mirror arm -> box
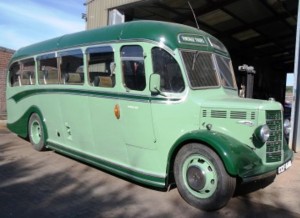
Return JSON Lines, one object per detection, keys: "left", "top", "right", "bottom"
{"left": 154, "top": 88, "right": 167, "bottom": 97}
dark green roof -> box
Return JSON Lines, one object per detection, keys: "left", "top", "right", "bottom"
{"left": 11, "top": 20, "right": 227, "bottom": 63}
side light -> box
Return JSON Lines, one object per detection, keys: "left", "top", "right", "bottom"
{"left": 254, "top": 124, "right": 270, "bottom": 143}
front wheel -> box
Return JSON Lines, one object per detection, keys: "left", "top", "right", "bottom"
{"left": 174, "top": 143, "right": 236, "bottom": 211}
{"left": 28, "top": 113, "right": 46, "bottom": 151}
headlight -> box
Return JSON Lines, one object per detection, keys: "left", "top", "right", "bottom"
{"left": 254, "top": 124, "right": 270, "bottom": 143}
{"left": 284, "top": 119, "right": 291, "bottom": 136}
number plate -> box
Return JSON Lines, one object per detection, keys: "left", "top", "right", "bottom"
{"left": 277, "top": 160, "right": 292, "bottom": 174}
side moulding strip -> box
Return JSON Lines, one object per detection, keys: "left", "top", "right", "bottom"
{"left": 47, "top": 141, "right": 166, "bottom": 189}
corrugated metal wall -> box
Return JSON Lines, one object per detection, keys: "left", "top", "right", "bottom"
{"left": 86, "top": 0, "right": 141, "bottom": 29}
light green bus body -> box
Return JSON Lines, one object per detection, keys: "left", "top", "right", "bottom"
{"left": 6, "top": 21, "right": 293, "bottom": 209}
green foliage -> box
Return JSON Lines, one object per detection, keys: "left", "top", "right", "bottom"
{"left": 286, "top": 86, "right": 293, "bottom": 93}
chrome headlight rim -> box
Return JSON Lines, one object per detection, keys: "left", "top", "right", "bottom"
{"left": 254, "top": 124, "right": 270, "bottom": 143}
{"left": 284, "top": 119, "right": 291, "bottom": 136}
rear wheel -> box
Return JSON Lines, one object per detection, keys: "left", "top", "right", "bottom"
{"left": 174, "top": 143, "right": 236, "bottom": 211}
{"left": 28, "top": 113, "right": 46, "bottom": 151}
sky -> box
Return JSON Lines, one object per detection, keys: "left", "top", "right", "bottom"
{"left": 0, "top": 0, "right": 86, "bottom": 50}
{"left": 0, "top": 1, "right": 296, "bottom": 86}
{"left": 286, "top": 73, "right": 294, "bottom": 86}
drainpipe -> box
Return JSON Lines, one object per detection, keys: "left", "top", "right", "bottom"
{"left": 289, "top": 1, "right": 300, "bottom": 152}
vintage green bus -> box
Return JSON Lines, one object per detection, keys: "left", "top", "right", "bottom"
{"left": 6, "top": 21, "right": 293, "bottom": 211}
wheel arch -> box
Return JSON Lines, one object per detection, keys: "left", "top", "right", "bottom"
{"left": 7, "top": 105, "right": 48, "bottom": 142}
{"left": 166, "top": 130, "right": 261, "bottom": 186}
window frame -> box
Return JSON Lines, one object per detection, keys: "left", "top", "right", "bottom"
{"left": 58, "top": 49, "right": 84, "bottom": 85}
{"left": 37, "top": 53, "right": 60, "bottom": 85}
{"left": 120, "top": 45, "right": 146, "bottom": 92}
{"left": 213, "top": 54, "right": 237, "bottom": 90}
{"left": 151, "top": 46, "right": 185, "bottom": 94}
{"left": 9, "top": 57, "right": 36, "bottom": 87}
{"left": 9, "top": 61, "right": 21, "bottom": 87}
{"left": 21, "top": 58, "right": 36, "bottom": 86}
{"left": 86, "top": 45, "right": 116, "bottom": 88}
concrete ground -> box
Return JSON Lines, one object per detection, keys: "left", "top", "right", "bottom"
{"left": 0, "top": 120, "right": 299, "bottom": 218}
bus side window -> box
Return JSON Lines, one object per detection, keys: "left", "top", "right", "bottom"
{"left": 121, "top": 45, "right": 146, "bottom": 91}
{"left": 38, "top": 55, "right": 59, "bottom": 85}
{"left": 87, "top": 46, "right": 115, "bottom": 88}
{"left": 59, "top": 50, "right": 84, "bottom": 85}
{"left": 21, "top": 58, "right": 35, "bottom": 85}
{"left": 151, "top": 47, "right": 185, "bottom": 93}
{"left": 9, "top": 62, "right": 21, "bottom": 87}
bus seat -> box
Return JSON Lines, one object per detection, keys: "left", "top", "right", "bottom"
{"left": 13, "top": 74, "right": 21, "bottom": 86}
{"left": 93, "top": 75, "right": 114, "bottom": 87}
{"left": 27, "top": 71, "right": 34, "bottom": 85}
{"left": 99, "top": 76, "right": 113, "bottom": 87}
{"left": 64, "top": 73, "right": 83, "bottom": 84}
{"left": 93, "top": 76, "right": 100, "bottom": 86}
{"left": 29, "top": 74, "right": 33, "bottom": 85}
{"left": 43, "top": 70, "right": 48, "bottom": 84}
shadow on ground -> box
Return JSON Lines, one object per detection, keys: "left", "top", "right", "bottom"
{"left": 0, "top": 132, "right": 299, "bottom": 218}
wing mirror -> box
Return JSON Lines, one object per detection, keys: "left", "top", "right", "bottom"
{"left": 149, "top": 74, "right": 164, "bottom": 96}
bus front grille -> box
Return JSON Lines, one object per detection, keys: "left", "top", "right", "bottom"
{"left": 266, "top": 110, "right": 282, "bottom": 163}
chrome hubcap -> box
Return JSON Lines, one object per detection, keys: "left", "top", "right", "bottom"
{"left": 187, "top": 165, "right": 206, "bottom": 191}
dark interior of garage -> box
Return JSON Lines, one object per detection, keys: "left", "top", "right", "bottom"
{"left": 114, "top": 0, "right": 298, "bottom": 105}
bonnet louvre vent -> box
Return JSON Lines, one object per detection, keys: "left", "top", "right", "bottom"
{"left": 202, "top": 109, "right": 257, "bottom": 120}
{"left": 211, "top": 110, "right": 227, "bottom": 118}
{"left": 251, "top": 112, "right": 256, "bottom": 120}
{"left": 230, "top": 111, "right": 247, "bottom": 119}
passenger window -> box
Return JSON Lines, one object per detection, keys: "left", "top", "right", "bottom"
{"left": 87, "top": 46, "right": 115, "bottom": 88}
{"left": 38, "top": 54, "right": 59, "bottom": 85}
{"left": 152, "top": 47, "right": 185, "bottom": 93}
{"left": 59, "top": 50, "right": 84, "bottom": 85}
{"left": 121, "top": 45, "right": 146, "bottom": 91}
{"left": 21, "top": 58, "right": 35, "bottom": 85}
{"left": 9, "top": 58, "right": 36, "bottom": 86}
{"left": 9, "top": 62, "right": 21, "bottom": 87}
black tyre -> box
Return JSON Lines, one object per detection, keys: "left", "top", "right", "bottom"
{"left": 28, "top": 113, "right": 46, "bottom": 151}
{"left": 174, "top": 143, "right": 236, "bottom": 211}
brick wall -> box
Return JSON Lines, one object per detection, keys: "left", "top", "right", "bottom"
{"left": 0, "top": 47, "right": 15, "bottom": 115}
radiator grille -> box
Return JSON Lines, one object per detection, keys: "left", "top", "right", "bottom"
{"left": 266, "top": 110, "right": 282, "bottom": 163}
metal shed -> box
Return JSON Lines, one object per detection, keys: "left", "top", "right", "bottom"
{"left": 85, "top": 0, "right": 299, "bottom": 151}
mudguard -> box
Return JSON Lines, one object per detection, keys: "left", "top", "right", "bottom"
{"left": 168, "top": 130, "right": 262, "bottom": 177}
{"left": 7, "top": 106, "right": 48, "bottom": 142}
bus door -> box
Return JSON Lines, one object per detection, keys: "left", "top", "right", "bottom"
{"left": 86, "top": 46, "right": 128, "bottom": 165}
{"left": 56, "top": 50, "right": 95, "bottom": 151}
{"left": 118, "top": 45, "right": 156, "bottom": 150}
